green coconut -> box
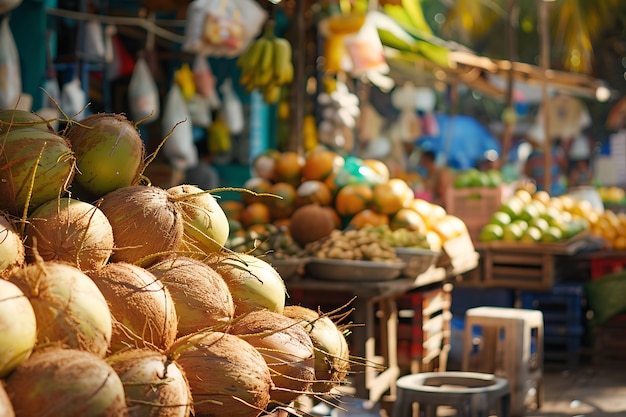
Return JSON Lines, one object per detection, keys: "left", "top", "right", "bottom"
{"left": 0, "top": 279, "right": 37, "bottom": 378}
{"left": 65, "top": 113, "right": 145, "bottom": 198}
{"left": 7, "top": 260, "right": 113, "bottom": 357}
{"left": 25, "top": 198, "right": 114, "bottom": 270}
{"left": 0, "top": 109, "right": 52, "bottom": 134}
{"left": 5, "top": 348, "right": 128, "bottom": 417}
{"left": 167, "top": 184, "right": 230, "bottom": 258}
{"left": 0, "top": 127, "right": 75, "bottom": 215}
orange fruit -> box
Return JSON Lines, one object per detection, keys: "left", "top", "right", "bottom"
{"left": 252, "top": 149, "right": 280, "bottom": 181}
{"left": 371, "top": 178, "right": 413, "bottom": 216}
{"left": 241, "top": 177, "right": 273, "bottom": 205}
{"left": 334, "top": 184, "right": 373, "bottom": 217}
{"left": 349, "top": 209, "right": 389, "bottom": 229}
{"left": 240, "top": 202, "right": 271, "bottom": 228}
{"left": 324, "top": 171, "right": 340, "bottom": 197}
{"left": 266, "top": 182, "right": 297, "bottom": 220}
{"left": 362, "top": 159, "right": 390, "bottom": 183}
{"left": 301, "top": 149, "right": 344, "bottom": 182}
{"left": 273, "top": 151, "right": 305, "bottom": 186}
{"left": 220, "top": 200, "right": 245, "bottom": 222}
{"left": 390, "top": 208, "right": 427, "bottom": 233}
{"left": 296, "top": 180, "right": 333, "bottom": 207}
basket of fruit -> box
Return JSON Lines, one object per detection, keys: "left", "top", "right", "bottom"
{"left": 303, "top": 229, "right": 405, "bottom": 281}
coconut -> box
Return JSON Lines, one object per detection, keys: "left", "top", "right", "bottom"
{"left": 0, "top": 127, "right": 75, "bottom": 215}
{"left": 0, "top": 109, "right": 52, "bottom": 134}
{"left": 7, "top": 260, "right": 112, "bottom": 357}
{"left": 229, "top": 310, "right": 316, "bottom": 405}
{"left": 148, "top": 256, "right": 234, "bottom": 336}
{"left": 289, "top": 204, "right": 336, "bottom": 247}
{"left": 172, "top": 331, "right": 273, "bottom": 417}
{"left": 0, "top": 383, "right": 14, "bottom": 417}
{"left": 167, "top": 184, "right": 230, "bottom": 258}
{"left": 108, "top": 348, "right": 192, "bottom": 417}
{"left": 283, "top": 305, "right": 350, "bottom": 394}
{"left": 65, "top": 113, "right": 145, "bottom": 198}
{"left": 87, "top": 262, "right": 178, "bottom": 354}
{"left": 24, "top": 198, "right": 114, "bottom": 270}
{"left": 5, "top": 348, "right": 128, "bottom": 417}
{"left": 0, "top": 213, "right": 24, "bottom": 277}
{"left": 0, "top": 279, "right": 37, "bottom": 378}
{"left": 98, "top": 185, "right": 184, "bottom": 267}
{"left": 213, "top": 253, "right": 287, "bottom": 316}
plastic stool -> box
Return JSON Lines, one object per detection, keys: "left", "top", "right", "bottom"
{"left": 393, "top": 371, "right": 510, "bottom": 417}
{"left": 462, "top": 307, "right": 544, "bottom": 417}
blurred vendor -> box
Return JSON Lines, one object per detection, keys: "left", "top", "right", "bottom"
{"left": 523, "top": 125, "right": 568, "bottom": 196}
{"left": 417, "top": 149, "right": 453, "bottom": 207}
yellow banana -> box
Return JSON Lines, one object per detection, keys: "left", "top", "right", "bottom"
{"left": 238, "top": 38, "right": 267, "bottom": 86}
{"left": 262, "top": 83, "right": 281, "bottom": 104}
{"left": 253, "top": 39, "right": 275, "bottom": 88}
{"left": 272, "top": 37, "right": 293, "bottom": 85}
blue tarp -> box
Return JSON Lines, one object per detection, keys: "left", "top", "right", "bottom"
{"left": 415, "top": 113, "right": 501, "bottom": 170}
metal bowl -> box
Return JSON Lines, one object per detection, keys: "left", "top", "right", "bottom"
{"left": 305, "top": 258, "right": 406, "bottom": 282}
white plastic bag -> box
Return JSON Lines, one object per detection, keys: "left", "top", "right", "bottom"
{"left": 192, "top": 54, "right": 221, "bottom": 108}
{"left": 187, "top": 94, "right": 212, "bottom": 127}
{"left": 82, "top": 20, "right": 106, "bottom": 62}
{"left": 220, "top": 78, "right": 244, "bottom": 135}
{"left": 128, "top": 56, "right": 160, "bottom": 123}
{"left": 162, "top": 84, "right": 198, "bottom": 171}
{"left": 183, "top": 0, "right": 267, "bottom": 57}
{"left": 60, "top": 77, "right": 87, "bottom": 119}
{"left": 0, "top": 17, "right": 21, "bottom": 109}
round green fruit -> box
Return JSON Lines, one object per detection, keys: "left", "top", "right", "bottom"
{"left": 479, "top": 224, "right": 504, "bottom": 242}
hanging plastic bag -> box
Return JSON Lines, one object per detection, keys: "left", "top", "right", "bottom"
{"left": 344, "top": 12, "right": 388, "bottom": 76}
{"left": 183, "top": 0, "right": 267, "bottom": 57}
{"left": 220, "top": 78, "right": 244, "bottom": 135}
{"left": 187, "top": 95, "right": 212, "bottom": 127}
{"left": 82, "top": 20, "right": 106, "bottom": 62}
{"left": 192, "top": 54, "right": 221, "bottom": 108}
{"left": 162, "top": 84, "right": 198, "bottom": 171}
{"left": 128, "top": 56, "right": 160, "bottom": 123}
{"left": 0, "top": 17, "right": 21, "bottom": 109}
{"left": 106, "top": 33, "right": 135, "bottom": 81}
{"left": 60, "top": 77, "right": 87, "bottom": 119}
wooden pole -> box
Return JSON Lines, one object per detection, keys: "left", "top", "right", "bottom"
{"left": 287, "top": 0, "right": 306, "bottom": 154}
{"left": 501, "top": 0, "right": 518, "bottom": 168}
{"left": 540, "top": 0, "right": 552, "bottom": 193}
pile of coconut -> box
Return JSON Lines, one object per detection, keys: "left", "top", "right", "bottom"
{"left": 0, "top": 110, "right": 352, "bottom": 417}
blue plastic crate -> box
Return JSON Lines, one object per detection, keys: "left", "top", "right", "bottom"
{"left": 520, "top": 282, "right": 585, "bottom": 326}
{"left": 451, "top": 287, "right": 515, "bottom": 319}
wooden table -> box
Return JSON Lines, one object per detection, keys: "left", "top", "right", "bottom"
{"left": 286, "top": 251, "right": 479, "bottom": 403}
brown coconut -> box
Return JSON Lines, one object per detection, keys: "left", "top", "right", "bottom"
{"left": 108, "top": 348, "right": 192, "bottom": 417}
{"left": 24, "top": 198, "right": 114, "bottom": 270}
{"left": 172, "top": 331, "right": 273, "bottom": 417}
{"left": 5, "top": 348, "right": 128, "bottom": 417}
{"left": 87, "top": 262, "right": 178, "bottom": 354}
{"left": 229, "top": 310, "right": 316, "bottom": 405}
{"left": 283, "top": 305, "right": 350, "bottom": 394}
{"left": 288, "top": 204, "right": 336, "bottom": 247}
{"left": 148, "top": 256, "right": 234, "bottom": 336}
{"left": 98, "top": 185, "right": 184, "bottom": 267}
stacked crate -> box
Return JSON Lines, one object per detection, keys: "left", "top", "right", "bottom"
{"left": 519, "top": 282, "right": 586, "bottom": 369}
{"left": 392, "top": 284, "right": 452, "bottom": 374}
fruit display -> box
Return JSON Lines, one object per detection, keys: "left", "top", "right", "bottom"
{"left": 236, "top": 21, "right": 293, "bottom": 104}
{"left": 453, "top": 168, "right": 504, "bottom": 188}
{"left": 0, "top": 109, "right": 354, "bottom": 417}
{"left": 304, "top": 228, "right": 400, "bottom": 262}
{"left": 478, "top": 189, "right": 589, "bottom": 244}
{"left": 598, "top": 186, "right": 626, "bottom": 204}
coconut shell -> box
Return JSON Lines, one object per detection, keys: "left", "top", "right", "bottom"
{"left": 289, "top": 204, "right": 336, "bottom": 247}
{"left": 229, "top": 310, "right": 316, "bottom": 405}
{"left": 213, "top": 253, "right": 287, "bottom": 317}
{"left": 7, "top": 261, "right": 113, "bottom": 357}
{"left": 5, "top": 348, "right": 128, "bottom": 417}
{"left": 25, "top": 198, "right": 114, "bottom": 271}
{"left": 87, "top": 262, "right": 178, "bottom": 354}
{"left": 0, "top": 127, "right": 75, "bottom": 215}
{"left": 0, "top": 213, "right": 24, "bottom": 278}
{"left": 0, "top": 280, "right": 36, "bottom": 378}
{"left": 283, "top": 305, "right": 350, "bottom": 394}
{"left": 173, "top": 331, "right": 273, "bottom": 417}
{"left": 108, "top": 348, "right": 192, "bottom": 417}
{"left": 0, "top": 383, "right": 14, "bottom": 417}
{"left": 148, "top": 256, "right": 234, "bottom": 336}
{"left": 65, "top": 113, "right": 145, "bottom": 198}
{"left": 0, "top": 109, "right": 52, "bottom": 135}
{"left": 98, "top": 185, "right": 184, "bottom": 267}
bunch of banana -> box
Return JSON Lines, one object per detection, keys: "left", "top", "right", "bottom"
{"left": 236, "top": 22, "right": 293, "bottom": 104}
